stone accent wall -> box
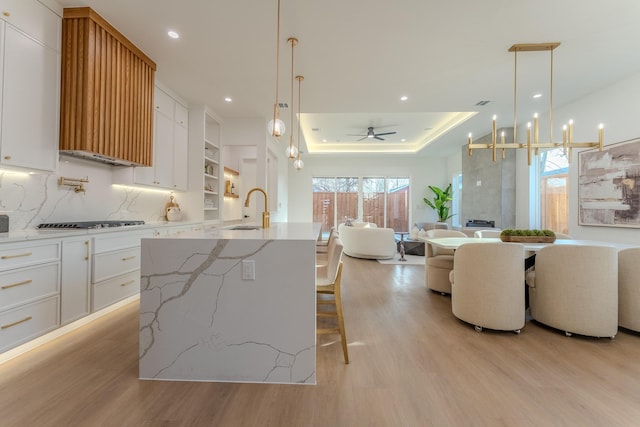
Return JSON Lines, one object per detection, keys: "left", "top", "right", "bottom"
{"left": 461, "top": 128, "right": 516, "bottom": 229}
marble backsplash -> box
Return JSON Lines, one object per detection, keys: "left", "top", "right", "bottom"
{"left": 0, "top": 156, "right": 178, "bottom": 231}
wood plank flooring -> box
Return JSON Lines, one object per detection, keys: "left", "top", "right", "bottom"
{"left": 1, "top": 256, "right": 639, "bottom": 426}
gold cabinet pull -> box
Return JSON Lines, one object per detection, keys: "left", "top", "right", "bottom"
{"left": 1, "top": 252, "right": 32, "bottom": 260}
{"left": 3, "top": 12, "right": 10, "bottom": 17}
{"left": 1, "top": 279, "right": 32, "bottom": 290}
{"left": 2, "top": 316, "right": 32, "bottom": 330}
{"left": 120, "top": 280, "right": 135, "bottom": 287}
{"left": 121, "top": 255, "right": 136, "bottom": 261}
{"left": 3, "top": 155, "right": 11, "bottom": 160}
{"left": 85, "top": 241, "right": 90, "bottom": 260}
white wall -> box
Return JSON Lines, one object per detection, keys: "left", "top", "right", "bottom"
{"left": 286, "top": 154, "right": 448, "bottom": 226}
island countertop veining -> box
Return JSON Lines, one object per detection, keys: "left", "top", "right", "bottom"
{"left": 139, "top": 222, "right": 321, "bottom": 384}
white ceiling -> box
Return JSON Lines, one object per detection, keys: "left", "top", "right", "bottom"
{"left": 56, "top": 0, "right": 640, "bottom": 158}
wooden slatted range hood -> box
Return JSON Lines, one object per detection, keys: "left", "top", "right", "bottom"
{"left": 59, "top": 7, "right": 156, "bottom": 166}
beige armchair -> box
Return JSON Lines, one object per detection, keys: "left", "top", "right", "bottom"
{"left": 425, "top": 229, "right": 467, "bottom": 294}
{"left": 526, "top": 245, "right": 618, "bottom": 338}
{"left": 619, "top": 248, "right": 640, "bottom": 333}
{"left": 450, "top": 242, "right": 525, "bottom": 333}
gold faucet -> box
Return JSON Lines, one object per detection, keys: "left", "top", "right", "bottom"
{"left": 244, "top": 187, "right": 270, "bottom": 228}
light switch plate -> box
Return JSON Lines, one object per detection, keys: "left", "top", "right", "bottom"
{"left": 241, "top": 260, "right": 255, "bottom": 280}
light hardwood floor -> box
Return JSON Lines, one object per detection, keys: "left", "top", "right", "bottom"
{"left": 1, "top": 256, "right": 639, "bottom": 426}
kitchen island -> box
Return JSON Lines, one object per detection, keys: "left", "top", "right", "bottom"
{"left": 139, "top": 223, "right": 320, "bottom": 384}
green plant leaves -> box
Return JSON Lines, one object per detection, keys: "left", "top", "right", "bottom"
{"left": 424, "top": 184, "right": 454, "bottom": 222}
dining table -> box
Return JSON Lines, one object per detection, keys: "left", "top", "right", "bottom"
{"left": 419, "top": 237, "right": 638, "bottom": 253}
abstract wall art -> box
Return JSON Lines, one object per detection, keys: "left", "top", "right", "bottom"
{"left": 579, "top": 138, "right": 640, "bottom": 227}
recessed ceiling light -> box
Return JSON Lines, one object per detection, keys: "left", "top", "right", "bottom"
{"left": 400, "top": 96, "right": 408, "bottom": 101}
{"left": 224, "top": 97, "right": 232, "bottom": 102}
{"left": 533, "top": 93, "right": 542, "bottom": 99}
{"left": 401, "top": 138, "right": 406, "bottom": 142}
{"left": 167, "top": 31, "right": 180, "bottom": 39}
{"left": 322, "top": 139, "right": 327, "bottom": 142}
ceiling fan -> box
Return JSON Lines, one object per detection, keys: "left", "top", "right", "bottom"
{"left": 349, "top": 126, "right": 397, "bottom": 141}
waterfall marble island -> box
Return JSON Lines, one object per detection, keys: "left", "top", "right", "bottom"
{"left": 139, "top": 222, "right": 321, "bottom": 384}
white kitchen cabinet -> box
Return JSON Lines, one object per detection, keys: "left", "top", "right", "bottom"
{"left": 91, "top": 230, "right": 151, "bottom": 311}
{"left": 60, "top": 237, "right": 90, "bottom": 324}
{"left": 0, "top": 240, "right": 61, "bottom": 352}
{"left": 0, "top": 1, "right": 60, "bottom": 172}
{"left": 116, "top": 85, "right": 188, "bottom": 190}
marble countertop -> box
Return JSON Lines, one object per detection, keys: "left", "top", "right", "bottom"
{"left": 0, "top": 221, "right": 204, "bottom": 243}
{"left": 156, "top": 222, "right": 322, "bottom": 241}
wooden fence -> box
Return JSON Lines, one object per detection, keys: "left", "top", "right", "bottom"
{"left": 312, "top": 191, "right": 408, "bottom": 232}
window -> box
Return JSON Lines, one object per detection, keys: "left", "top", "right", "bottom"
{"left": 386, "top": 177, "right": 409, "bottom": 232}
{"left": 312, "top": 176, "right": 410, "bottom": 232}
{"left": 451, "top": 174, "right": 462, "bottom": 227}
{"left": 539, "top": 148, "right": 569, "bottom": 234}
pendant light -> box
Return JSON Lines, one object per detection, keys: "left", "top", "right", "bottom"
{"left": 285, "top": 37, "right": 298, "bottom": 159}
{"left": 293, "top": 75, "right": 304, "bottom": 171}
{"left": 266, "top": 0, "right": 285, "bottom": 139}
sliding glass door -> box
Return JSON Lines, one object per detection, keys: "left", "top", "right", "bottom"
{"left": 312, "top": 176, "right": 410, "bottom": 233}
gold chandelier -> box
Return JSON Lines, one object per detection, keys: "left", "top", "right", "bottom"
{"left": 467, "top": 42, "right": 604, "bottom": 165}
{"left": 266, "top": 0, "right": 285, "bottom": 139}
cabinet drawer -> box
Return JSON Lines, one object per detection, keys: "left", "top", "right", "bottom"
{"left": 92, "top": 271, "right": 139, "bottom": 312}
{"left": 93, "top": 247, "right": 140, "bottom": 283}
{"left": 154, "top": 87, "right": 174, "bottom": 118}
{"left": 0, "top": 0, "right": 61, "bottom": 50}
{"left": 0, "top": 241, "right": 60, "bottom": 272}
{"left": 0, "top": 295, "right": 59, "bottom": 353}
{"left": 93, "top": 231, "right": 151, "bottom": 253}
{"left": 0, "top": 262, "right": 60, "bottom": 311}
{"left": 175, "top": 103, "right": 188, "bottom": 127}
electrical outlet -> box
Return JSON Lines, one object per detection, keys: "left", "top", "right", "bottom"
{"left": 241, "top": 260, "right": 256, "bottom": 280}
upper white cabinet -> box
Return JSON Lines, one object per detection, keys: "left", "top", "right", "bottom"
{"left": 0, "top": 1, "right": 60, "bottom": 172}
{"left": 115, "top": 85, "right": 188, "bottom": 190}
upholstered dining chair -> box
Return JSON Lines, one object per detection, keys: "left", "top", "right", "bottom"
{"left": 316, "top": 227, "right": 336, "bottom": 253}
{"left": 618, "top": 247, "right": 640, "bottom": 333}
{"left": 425, "top": 229, "right": 467, "bottom": 294}
{"left": 450, "top": 242, "right": 525, "bottom": 333}
{"left": 526, "top": 245, "right": 618, "bottom": 338}
{"left": 316, "top": 238, "right": 349, "bottom": 363}
{"left": 553, "top": 232, "right": 572, "bottom": 239}
{"left": 473, "top": 229, "right": 502, "bottom": 238}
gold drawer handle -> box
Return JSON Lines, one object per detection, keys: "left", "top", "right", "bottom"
{"left": 2, "top": 316, "right": 32, "bottom": 330}
{"left": 120, "top": 280, "right": 135, "bottom": 287}
{"left": 85, "top": 241, "right": 90, "bottom": 261}
{"left": 4, "top": 155, "right": 11, "bottom": 160}
{"left": 121, "top": 255, "right": 136, "bottom": 261}
{"left": 1, "top": 279, "right": 32, "bottom": 290}
{"left": 3, "top": 12, "right": 10, "bottom": 17}
{"left": 1, "top": 252, "right": 32, "bottom": 260}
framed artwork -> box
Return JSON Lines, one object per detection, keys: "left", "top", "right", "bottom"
{"left": 578, "top": 137, "right": 640, "bottom": 227}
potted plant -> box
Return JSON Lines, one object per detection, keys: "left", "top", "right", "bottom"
{"left": 424, "top": 184, "right": 454, "bottom": 223}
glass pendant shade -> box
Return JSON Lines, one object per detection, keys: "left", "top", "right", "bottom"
{"left": 285, "top": 144, "right": 298, "bottom": 159}
{"left": 267, "top": 116, "right": 285, "bottom": 139}
{"left": 293, "top": 158, "right": 304, "bottom": 170}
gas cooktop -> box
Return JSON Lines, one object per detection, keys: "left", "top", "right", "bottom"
{"left": 37, "top": 220, "right": 145, "bottom": 229}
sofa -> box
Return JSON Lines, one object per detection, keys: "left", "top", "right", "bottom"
{"left": 338, "top": 222, "right": 396, "bottom": 260}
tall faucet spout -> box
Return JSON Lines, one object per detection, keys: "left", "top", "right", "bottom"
{"left": 244, "top": 187, "right": 270, "bottom": 228}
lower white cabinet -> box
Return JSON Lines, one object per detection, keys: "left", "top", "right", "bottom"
{"left": 60, "top": 238, "right": 91, "bottom": 325}
{"left": 0, "top": 240, "right": 61, "bottom": 352}
{"left": 0, "top": 296, "right": 59, "bottom": 353}
{"left": 91, "top": 232, "right": 147, "bottom": 311}
{"left": 92, "top": 270, "right": 140, "bottom": 312}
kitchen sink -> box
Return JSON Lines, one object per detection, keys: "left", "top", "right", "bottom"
{"left": 229, "top": 225, "right": 261, "bottom": 230}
